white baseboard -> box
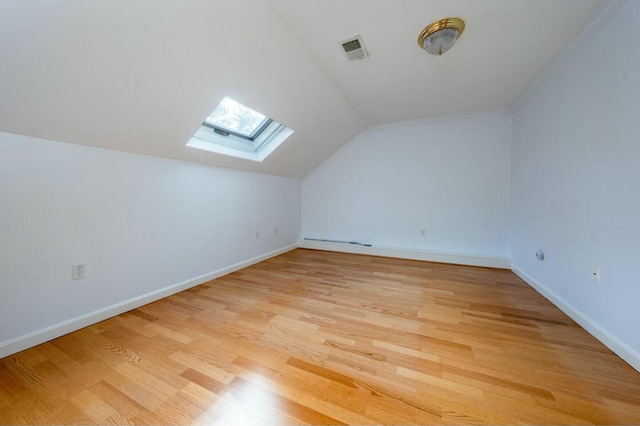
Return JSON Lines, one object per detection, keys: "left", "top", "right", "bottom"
{"left": 512, "top": 264, "right": 640, "bottom": 373}
{"left": 298, "top": 239, "right": 511, "bottom": 269}
{"left": 0, "top": 245, "right": 297, "bottom": 359}
{"left": 7, "top": 245, "right": 636, "bottom": 376}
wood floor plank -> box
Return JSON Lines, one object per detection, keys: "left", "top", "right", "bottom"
{"left": 1, "top": 248, "right": 640, "bottom": 424}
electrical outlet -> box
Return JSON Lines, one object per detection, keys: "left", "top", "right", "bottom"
{"left": 592, "top": 266, "right": 601, "bottom": 283}
{"left": 255, "top": 230, "right": 260, "bottom": 239}
{"left": 72, "top": 264, "right": 86, "bottom": 280}
{"left": 274, "top": 227, "right": 279, "bottom": 235}
{"left": 421, "top": 229, "right": 426, "bottom": 237}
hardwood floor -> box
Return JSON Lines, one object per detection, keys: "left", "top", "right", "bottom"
{"left": 1, "top": 248, "right": 639, "bottom": 424}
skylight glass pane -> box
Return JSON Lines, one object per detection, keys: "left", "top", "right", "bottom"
{"left": 204, "top": 97, "right": 269, "bottom": 138}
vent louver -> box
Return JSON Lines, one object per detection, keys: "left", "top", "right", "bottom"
{"left": 339, "top": 35, "right": 368, "bottom": 61}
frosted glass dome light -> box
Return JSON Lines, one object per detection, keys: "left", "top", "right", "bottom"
{"left": 418, "top": 17, "right": 465, "bottom": 56}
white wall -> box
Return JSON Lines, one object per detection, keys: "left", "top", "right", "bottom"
{"left": 301, "top": 113, "right": 511, "bottom": 264}
{"left": 511, "top": 0, "right": 640, "bottom": 367}
{"left": 0, "top": 132, "right": 300, "bottom": 356}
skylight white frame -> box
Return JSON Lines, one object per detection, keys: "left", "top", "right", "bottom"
{"left": 188, "top": 119, "right": 293, "bottom": 162}
{"left": 187, "top": 97, "right": 294, "bottom": 162}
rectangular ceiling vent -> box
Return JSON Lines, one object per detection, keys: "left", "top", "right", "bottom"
{"left": 339, "top": 35, "right": 368, "bottom": 61}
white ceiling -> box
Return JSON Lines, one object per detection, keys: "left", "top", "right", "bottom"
{"left": 268, "top": 0, "right": 607, "bottom": 125}
{"left": 0, "top": 0, "right": 608, "bottom": 178}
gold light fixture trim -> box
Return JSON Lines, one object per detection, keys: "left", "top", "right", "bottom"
{"left": 418, "top": 17, "right": 465, "bottom": 56}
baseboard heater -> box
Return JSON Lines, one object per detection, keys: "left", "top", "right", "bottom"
{"left": 304, "top": 238, "right": 372, "bottom": 247}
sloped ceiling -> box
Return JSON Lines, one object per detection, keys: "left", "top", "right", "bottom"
{"left": 0, "top": 0, "right": 607, "bottom": 178}
{"left": 268, "top": 0, "right": 607, "bottom": 126}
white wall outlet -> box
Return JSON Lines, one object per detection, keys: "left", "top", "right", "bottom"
{"left": 72, "top": 264, "right": 86, "bottom": 280}
{"left": 420, "top": 229, "right": 426, "bottom": 237}
{"left": 592, "top": 266, "right": 601, "bottom": 283}
{"left": 255, "top": 230, "right": 260, "bottom": 239}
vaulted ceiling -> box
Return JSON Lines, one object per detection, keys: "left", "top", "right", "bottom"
{"left": 0, "top": 0, "right": 608, "bottom": 178}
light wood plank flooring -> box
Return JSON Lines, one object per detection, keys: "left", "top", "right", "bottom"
{"left": 1, "top": 249, "right": 639, "bottom": 424}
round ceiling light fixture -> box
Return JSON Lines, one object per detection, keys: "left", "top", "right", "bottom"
{"left": 417, "top": 17, "right": 465, "bottom": 56}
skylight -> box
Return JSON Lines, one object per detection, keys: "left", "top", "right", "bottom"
{"left": 203, "top": 97, "right": 271, "bottom": 140}
{"left": 187, "top": 97, "right": 293, "bottom": 162}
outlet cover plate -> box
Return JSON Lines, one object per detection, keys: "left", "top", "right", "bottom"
{"left": 72, "top": 264, "right": 86, "bottom": 280}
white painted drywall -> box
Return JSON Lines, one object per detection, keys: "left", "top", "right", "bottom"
{"left": 0, "top": 0, "right": 364, "bottom": 178}
{"left": 511, "top": 0, "right": 640, "bottom": 360}
{"left": 301, "top": 113, "right": 511, "bottom": 259}
{"left": 0, "top": 132, "right": 300, "bottom": 352}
